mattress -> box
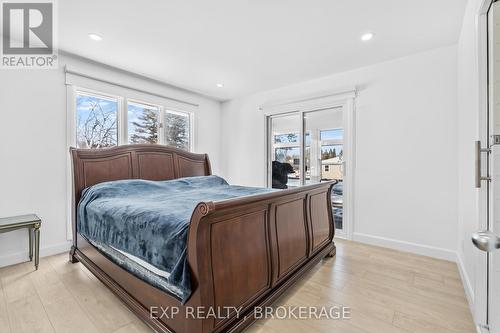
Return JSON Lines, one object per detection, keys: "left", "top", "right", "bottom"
{"left": 88, "top": 238, "right": 185, "bottom": 297}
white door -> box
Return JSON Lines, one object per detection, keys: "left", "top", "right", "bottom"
{"left": 474, "top": 2, "right": 500, "bottom": 332}
{"left": 489, "top": 3, "right": 500, "bottom": 331}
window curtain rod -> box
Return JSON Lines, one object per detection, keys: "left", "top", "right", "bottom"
{"left": 65, "top": 66, "right": 199, "bottom": 107}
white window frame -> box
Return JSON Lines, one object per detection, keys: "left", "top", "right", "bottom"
{"left": 68, "top": 87, "right": 124, "bottom": 149}
{"left": 69, "top": 86, "right": 194, "bottom": 149}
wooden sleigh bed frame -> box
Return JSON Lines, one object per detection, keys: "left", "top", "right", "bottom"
{"left": 70, "top": 144, "right": 336, "bottom": 333}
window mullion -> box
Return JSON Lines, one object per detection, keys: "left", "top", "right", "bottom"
{"left": 299, "top": 110, "right": 305, "bottom": 186}
{"left": 119, "top": 97, "right": 127, "bottom": 145}
{"left": 158, "top": 106, "right": 165, "bottom": 145}
{"left": 189, "top": 113, "right": 194, "bottom": 151}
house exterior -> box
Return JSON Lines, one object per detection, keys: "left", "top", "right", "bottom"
{"left": 321, "top": 157, "right": 343, "bottom": 180}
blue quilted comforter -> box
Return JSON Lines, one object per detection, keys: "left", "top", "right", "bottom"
{"left": 77, "top": 175, "right": 274, "bottom": 303}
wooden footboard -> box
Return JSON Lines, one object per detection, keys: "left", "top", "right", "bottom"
{"left": 70, "top": 145, "right": 336, "bottom": 333}
{"left": 186, "top": 182, "right": 336, "bottom": 333}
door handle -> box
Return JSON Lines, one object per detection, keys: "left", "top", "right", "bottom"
{"left": 475, "top": 141, "right": 491, "bottom": 188}
{"left": 472, "top": 231, "right": 500, "bottom": 252}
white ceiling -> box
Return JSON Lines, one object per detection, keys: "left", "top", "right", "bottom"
{"left": 59, "top": 0, "right": 467, "bottom": 101}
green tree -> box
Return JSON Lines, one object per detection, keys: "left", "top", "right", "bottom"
{"left": 130, "top": 109, "right": 158, "bottom": 144}
{"left": 165, "top": 112, "right": 189, "bottom": 150}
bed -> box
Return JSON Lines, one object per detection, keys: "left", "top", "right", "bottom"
{"left": 70, "top": 144, "right": 336, "bottom": 333}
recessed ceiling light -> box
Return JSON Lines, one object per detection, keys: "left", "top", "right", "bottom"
{"left": 361, "top": 32, "right": 374, "bottom": 41}
{"left": 88, "top": 33, "right": 103, "bottom": 41}
{"left": 216, "top": 83, "right": 224, "bottom": 88}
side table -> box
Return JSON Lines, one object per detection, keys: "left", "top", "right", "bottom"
{"left": 0, "top": 214, "right": 41, "bottom": 269}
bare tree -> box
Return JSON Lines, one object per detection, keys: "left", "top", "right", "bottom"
{"left": 77, "top": 100, "right": 117, "bottom": 148}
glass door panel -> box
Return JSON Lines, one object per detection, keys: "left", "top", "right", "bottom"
{"left": 269, "top": 113, "right": 302, "bottom": 188}
{"left": 304, "top": 107, "right": 344, "bottom": 232}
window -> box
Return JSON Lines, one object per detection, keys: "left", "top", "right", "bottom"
{"left": 319, "top": 129, "right": 344, "bottom": 181}
{"left": 274, "top": 147, "right": 299, "bottom": 163}
{"left": 273, "top": 133, "right": 302, "bottom": 173}
{"left": 76, "top": 93, "right": 118, "bottom": 149}
{"left": 274, "top": 133, "right": 300, "bottom": 143}
{"left": 74, "top": 89, "right": 192, "bottom": 151}
{"left": 165, "top": 110, "right": 190, "bottom": 150}
{"left": 321, "top": 145, "right": 343, "bottom": 160}
{"left": 320, "top": 129, "right": 343, "bottom": 141}
{"left": 128, "top": 101, "right": 160, "bottom": 144}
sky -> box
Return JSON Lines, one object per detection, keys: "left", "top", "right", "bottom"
{"left": 76, "top": 94, "right": 118, "bottom": 140}
{"left": 76, "top": 94, "right": 118, "bottom": 119}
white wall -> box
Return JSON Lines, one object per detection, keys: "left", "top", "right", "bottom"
{"left": 221, "top": 45, "right": 459, "bottom": 260}
{"left": 457, "top": 0, "right": 485, "bottom": 322}
{"left": 0, "top": 53, "right": 222, "bottom": 267}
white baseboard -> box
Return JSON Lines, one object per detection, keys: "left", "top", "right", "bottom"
{"left": 457, "top": 253, "right": 475, "bottom": 308}
{"left": 0, "top": 241, "right": 72, "bottom": 268}
{"left": 456, "top": 253, "right": 484, "bottom": 333}
{"left": 352, "top": 232, "right": 457, "bottom": 261}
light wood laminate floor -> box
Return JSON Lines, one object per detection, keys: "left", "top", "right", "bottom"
{"left": 0, "top": 239, "right": 476, "bottom": 333}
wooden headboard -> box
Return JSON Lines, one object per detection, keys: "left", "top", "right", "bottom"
{"left": 70, "top": 144, "right": 212, "bottom": 206}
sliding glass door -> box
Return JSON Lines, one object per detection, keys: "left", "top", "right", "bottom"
{"left": 267, "top": 106, "right": 346, "bottom": 233}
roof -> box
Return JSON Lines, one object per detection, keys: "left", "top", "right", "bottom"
{"left": 322, "top": 157, "right": 343, "bottom": 165}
